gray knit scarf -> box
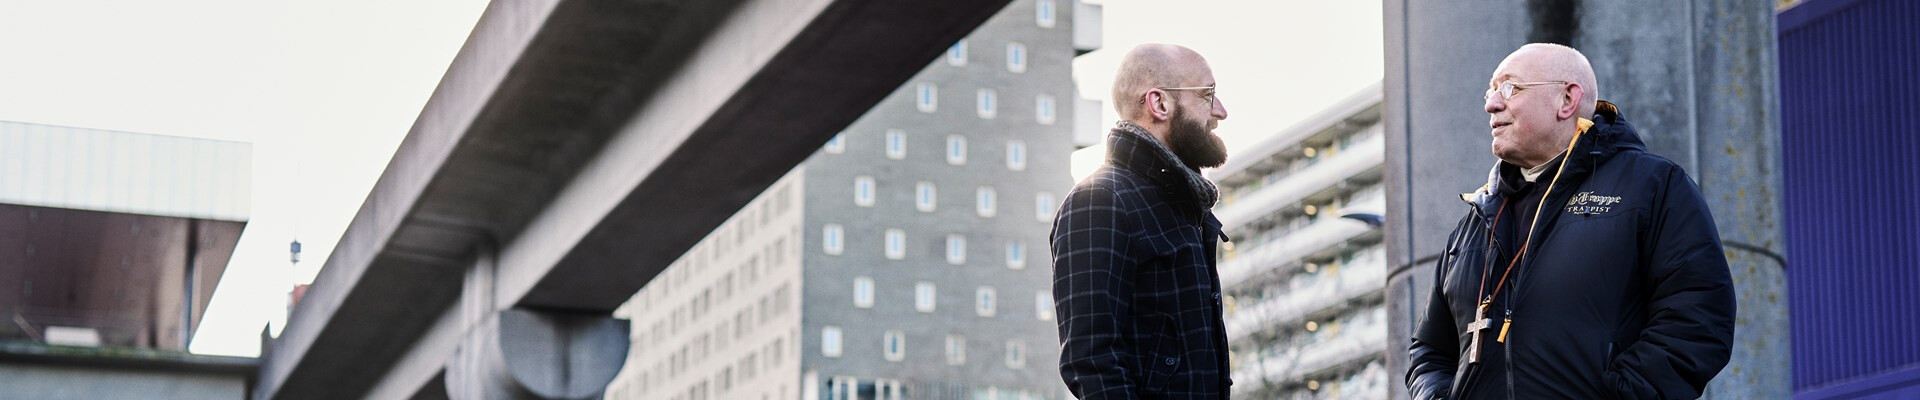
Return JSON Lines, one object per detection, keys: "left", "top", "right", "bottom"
{"left": 1112, "top": 121, "right": 1220, "bottom": 208}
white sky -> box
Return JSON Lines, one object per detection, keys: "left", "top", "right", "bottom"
{"left": 0, "top": 0, "right": 1379, "bottom": 357}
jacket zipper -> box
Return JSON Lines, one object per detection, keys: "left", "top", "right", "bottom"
{"left": 1505, "top": 308, "right": 1515, "bottom": 399}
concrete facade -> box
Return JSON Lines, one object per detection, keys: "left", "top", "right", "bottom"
{"left": 0, "top": 121, "right": 251, "bottom": 222}
{"left": 1382, "top": 1, "right": 1787, "bottom": 399}
{"left": 797, "top": 1, "right": 1079, "bottom": 398}
{"left": 1212, "top": 84, "right": 1388, "bottom": 399}
{"left": 605, "top": 171, "right": 806, "bottom": 400}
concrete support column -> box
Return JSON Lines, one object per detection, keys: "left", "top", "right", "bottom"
{"left": 1382, "top": 0, "right": 1787, "bottom": 398}
{"left": 444, "top": 308, "right": 629, "bottom": 400}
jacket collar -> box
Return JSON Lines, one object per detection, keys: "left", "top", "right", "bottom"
{"left": 1461, "top": 100, "right": 1643, "bottom": 216}
{"left": 1107, "top": 121, "right": 1219, "bottom": 209}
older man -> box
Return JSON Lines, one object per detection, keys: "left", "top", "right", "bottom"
{"left": 1405, "top": 44, "right": 1736, "bottom": 399}
{"left": 1051, "top": 43, "right": 1231, "bottom": 399}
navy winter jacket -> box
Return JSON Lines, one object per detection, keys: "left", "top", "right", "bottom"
{"left": 1407, "top": 102, "right": 1736, "bottom": 399}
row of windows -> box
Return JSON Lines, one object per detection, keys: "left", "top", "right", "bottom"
{"left": 822, "top": 225, "right": 1038, "bottom": 268}
{"left": 911, "top": 84, "right": 1057, "bottom": 123}
{"left": 646, "top": 283, "right": 794, "bottom": 385}
{"left": 644, "top": 181, "right": 794, "bottom": 300}
{"left": 844, "top": 180, "right": 1055, "bottom": 220}
{"left": 825, "top": 133, "right": 1029, "bottom": 171}
{"left": 824, "top": 377, "right": 906, "bottom": 400}
{"left": 821, "top": 327, "right": 1030, "bottom": 369}
{"left": 624, "top": 334, "right": 791, "bottom": 400}
{"left": 638, "top": 234, "right": 794, "bottom": 354}
{"left": 852, "top": 279, "right": 1055, "bottom": 319}
{"left": 944, "top": 40, "right": 1030, "bottom": 73}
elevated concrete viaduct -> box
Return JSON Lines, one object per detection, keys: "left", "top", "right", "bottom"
{"left": 254, "top": 0, "right": 1011, "bottom": 398}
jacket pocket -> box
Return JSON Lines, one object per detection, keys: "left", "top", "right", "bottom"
{"left": 1139, "top": 312, "right": 1183, "bottom": 394}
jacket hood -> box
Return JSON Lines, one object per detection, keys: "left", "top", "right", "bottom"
{"left": 1461, "top": 100, "right": 1642, "bottom": 213}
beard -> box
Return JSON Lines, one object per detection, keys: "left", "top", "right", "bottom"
{"left": 1168, "top": 105, "right": 1228, "bottom": 169}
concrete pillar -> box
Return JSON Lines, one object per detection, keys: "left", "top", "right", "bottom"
{"left": 1381, "top": 1, "right": 1788, "bottom": 398}
{"left": 444, "top": 308, "right": 629, "bottom": 400}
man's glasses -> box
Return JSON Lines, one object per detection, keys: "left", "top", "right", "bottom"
{"left": 1484, "top": 80, "right": 1568, "bottom": 101}
{"left": 1155, "top": 85, "right": 1217, "bottom": 106}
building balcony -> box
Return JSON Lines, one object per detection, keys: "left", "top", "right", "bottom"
{"left": 1218, "top": 191, "right": 1384, "bottom": 291}
{"left": 1214, "top": 131, "right": 1384, "bottom": 235}
{"left": 1230, "top": 308, "right": 1388, "bottom": 392}
{"left": 1224, "top": 247, "right": 1385, "bottom": 345}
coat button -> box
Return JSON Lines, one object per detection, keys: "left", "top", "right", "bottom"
{"left": 1212, "top": 292, "right": 1221, "bottom": 300}
{"left": 1165, "top": 357, "right": 1178, "bottom": 366}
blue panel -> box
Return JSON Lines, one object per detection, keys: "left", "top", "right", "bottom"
{"left": 1778, "top": 0, "right": 1920, "bottom": 396}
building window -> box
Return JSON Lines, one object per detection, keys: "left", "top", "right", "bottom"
{"left": 822, "top": 224, "right": 844, "bottom": 255}
{"left": 1036, "top": 291, "right": 1055, "bottom": 321}
{"left": 854, "top": 176, "right": 875, "bottom": 207}
{"left": 853, "top": 277, "right": 874, "bottom": 308}
{"left": 1035, "top": 192, "right": 1056, "bottom": 221}
{"left": 915, "top": 181, "right": 937, "bottom": 212}
{"left": 1036, "top": 0, "right": 1056, "bottom": 28}
{"left": 946, "top": 40, "right": 967, "bottom": 66}
{"left": 885, "top": 129, "right": 906, "bottom": 160}
{"left": 947, "top": 135, "right": 968, "bottom": 165}
{"left": 1006, "top": 43, "right": 1027, "bottom": 73}
{"left": 917, "top": 83, "right": 937, "bottom": 112}
{"left": 915, "top": 282, "right": 937, "bottom": 312}
{"left": 976, "top": 286, "right": 997, "bottom": 317}
{"left": 976, "top": 186, "right": 997, "bottom": 217}
{"left": 1006, "top": 242, "right": 1026, "bottom": 269}
{"left": 1035, "top": 94, "right": 1055, "bottom": 124}
{"left": 825, "top": 132, "right": 846, "bottom": 153}
{"left": 885, "top": 229, "right": 906, "bottom": 260}
{"left": 946, "top": 234, "right": 967, "bottom": 265}
{"left": 976, "top": 89, "right": 997, "bottom": 119}
{"left": 822, "top": 326, "right": 843, "bottom": 358}
{"left": 883, "top": 330, "right": 906, "bottom": 362}
{"left": 875, "top": 379, "right": 906, "bottom": 400}
{"left": 1005, "top": 340, "right": 1027, "bottom": 369}
{"left": 827, "top": 376, "right": 856, "bottom": 400}
{"left": 1006, "top": 140, "right": 1027, "bottom": 171}
{"left": 945, "top": 335, "right": 967, "bottom": 366}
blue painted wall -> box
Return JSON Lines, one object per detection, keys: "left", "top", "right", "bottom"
{"left": 1779, "top": 0, "right": 1920, "bottom": 398}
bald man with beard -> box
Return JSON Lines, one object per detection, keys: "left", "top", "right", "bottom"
{"left": 1050, "top": 43, "right": 1232, "bottom": 399}
{"left": 1405, "top": 44, "right": 1736, "bottom": 399}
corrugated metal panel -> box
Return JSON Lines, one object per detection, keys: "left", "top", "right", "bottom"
{"left": 0, "top": 121, "right": 250, "bottom": 222}
{"left": 1778, "top": 0, "right": 1920, "bottom": 396}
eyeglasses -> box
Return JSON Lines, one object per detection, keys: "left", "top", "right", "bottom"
{"left": 1484, "top": 80, "right": 1568, "bottom": 101}
{"left": 1154, "top": 85, "right": 1217, "bottom": 106}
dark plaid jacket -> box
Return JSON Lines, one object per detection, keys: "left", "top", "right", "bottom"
{"left": 1051, "top": 124, "right": 1231, "bottom": 399}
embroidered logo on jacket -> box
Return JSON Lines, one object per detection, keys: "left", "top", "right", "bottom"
{"left": 1565, "top": 191, "right": 1622, "bottom": 215}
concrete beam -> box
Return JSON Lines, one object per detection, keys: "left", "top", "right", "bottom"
{"left": 494, "top": 0, "right": 1014, "bottom": 312}
{"left": 255, "top": 0, "right": 1010, "bottom": 399}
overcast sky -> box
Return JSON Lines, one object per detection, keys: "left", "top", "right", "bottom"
{"left": 0, "top": 0, "right": 1380, "bottom": 357}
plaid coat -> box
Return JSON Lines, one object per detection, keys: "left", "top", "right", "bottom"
{"left": 1051, "top": 124, "right": 1231, "bottom": 399}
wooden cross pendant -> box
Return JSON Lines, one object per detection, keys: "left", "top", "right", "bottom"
{"left": 1466, "top": 303, "right": 1492, "bottom": 364}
